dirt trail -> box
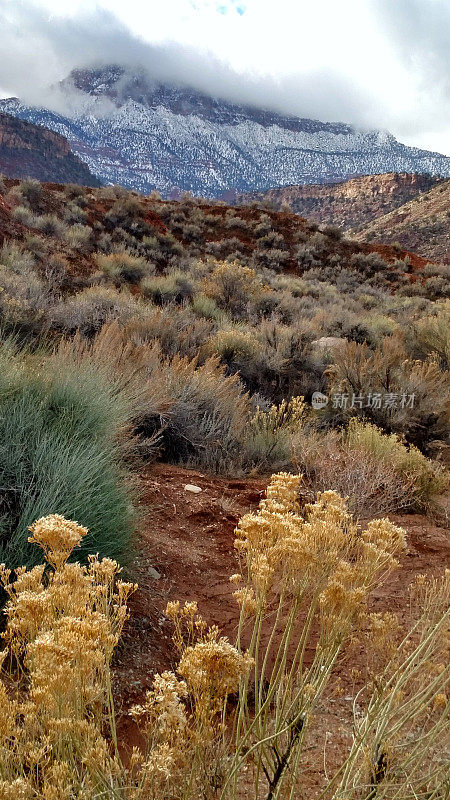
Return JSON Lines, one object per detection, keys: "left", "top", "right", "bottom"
{"left": 114, "top": 464, "right": 450, "bottom": 704}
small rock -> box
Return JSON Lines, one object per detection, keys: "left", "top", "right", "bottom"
{"left": 184, "top": 484, "right": 202, "bottom": 494}
{"left": 311, "top": 336, "right": 346, "bottom": 355}
{"left": 148, "top": 566, "right": 161, "bottom": 580}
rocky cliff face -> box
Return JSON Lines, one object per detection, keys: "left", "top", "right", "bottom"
{"left": 231, "top": 172, "right": 442, "bottom": 229}
{"left": 352, "top": 179, "right": 450, "bottom": 264}
{"left": 1, "top": 65, "right": 450, "bottom": 197}
{"left": 0, "top": 112, "right": 101, "bottom": 186}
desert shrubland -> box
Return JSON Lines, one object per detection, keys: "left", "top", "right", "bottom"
{"left": 0, "top": 177, "right": 447, "bottom": 501}
{"left": 0, "top": 487, "right": 448, "bottom": 799}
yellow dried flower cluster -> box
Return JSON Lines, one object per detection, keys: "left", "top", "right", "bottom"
{"left": 232, "top": 585, "right": 257, "bottom": 617}
{"left": 131, "top": 671, "right": 188, "bottom": 742}
{"left": 179, "top": 634, "right": 254, "bottom": 702}
{"left": 250, "top": 395, "right": 306, "bottom": 436}
{"left": 28, "top": 513, "right": 88, "bottom": 567}
{"left": 0, "top": 514, "right": 136, "bottom": 799}
{"left": 0, "top": 497, "right": 446, "bottom": 800}
{"left": 163, "top": 599, "right": 253, "bottom": 734}
{"left": 165, "top": 599, "right": 207, "bottom": 653}
{"left": 234, "top": 472, "right": 407, "bottom": 616}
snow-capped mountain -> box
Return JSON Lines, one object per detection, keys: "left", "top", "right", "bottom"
{"left": 2, "top": 65, "right": 450, "bottom": 197}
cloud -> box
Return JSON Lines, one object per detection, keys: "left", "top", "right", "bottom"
{"left": 0, "top": 0, "right": 375, "bottom": 126}
{"left": 368, "top": 0, "right": 450, "bottom": 141}
{"left": 0, "top": 0, "right": 448, "bottom": 154}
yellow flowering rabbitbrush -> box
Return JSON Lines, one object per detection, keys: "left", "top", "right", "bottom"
{"left": 0, "top": 488, "right": 448, "bottom": 800}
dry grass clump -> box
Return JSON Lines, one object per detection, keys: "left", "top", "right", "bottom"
{"left": 243, "top": 396, "right": 306, "bottom": 471}
{"left": 1, "top": 493, "right": 448, "bottom": 799}
{"left": 294, "top": 418, "right": 448, "bottom": 516}
{"left": 328, "top": 334, "right": 450, "bottom": 446}
{"left": 203, "top": 260, "right": 261, "bottom": 316}
{"left": 55, "top": 323, "right": 252, "bottom": 472}
{"left": 295, "top": 428, "right": 415, "bottom": 517}
{"left": 345, "top": 418, "right": 449, "bottom": 509}
{"left": 411, "top": 298, "right": 450, "bottom": 369}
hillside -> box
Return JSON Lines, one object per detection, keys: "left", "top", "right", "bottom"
{"left": 0, "top": 175, "right": 433, "bottom": 285}
{"left": 0, "top": 111, "right": 101, "bottom": 187}
{"left": 1, "top": 65, "right": 450, "bottom": 196}
{"left": 352, "top": 178, "right": 450, "bottom": 263}
{"left": 0, "top": 174, "right": 448, "bottom": 445}
{"left": 230, "top": 172, "right": 441, "bottom": 229}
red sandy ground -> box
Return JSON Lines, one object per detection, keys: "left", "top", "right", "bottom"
{"left": 112, "top": 464, "right": 449, "bottom": 793}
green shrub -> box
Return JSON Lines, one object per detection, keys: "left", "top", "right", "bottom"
{"left": 210, "top": 327, "right": 260, "bottom": 374}
{"left": 95, "top": 251, "right": 154, "bottom": 283}
{"left": 11, "top": 204, "right": 36, "bottom": 227}
{"left": 141, "top": 270, "right": 195, "bottom": 304}
{"left": 296, "top": 243, "right": 320, "bottom": 269}
{"left": 142, "top": 233, "right": 185, "bottom": 262}
{"left": 345, "top": 418, "right": 448, "bottom": 509}
{"left": 23, "top": 233, "right": 48, "bottom": 258}
{"left": 104, "top": 196, "right": 146, "bottom": 232}
{"left": 0, "top": 341, "right": 135, "bottom": 568}
{"left": 191, "top": 293, "right": 221, "bottom": 321}
{"left": 205, "top": 238, "right": 245, "bottom": 259}
{"left": 17, "top": 178, "right": 43, "bottom": 210}
{"left": 34, "top": 214, "right": 67, "bottom": 239}
{"left": 63, "top": 223, "right": 92, "bottom": 251}
{"left": 350, "top": 251, "right": 388, "bottom": 279}
{"left": 252, "top": 247, "right": 289, "bottom": 271}
{"left": 62, "top": 200, "right": 88, "bottom": 224}
{"left": 0, "top": 242, "right": 35, "bottom": 273}
{"left": 50, "top": 286, "right": 139, "bottom": 336}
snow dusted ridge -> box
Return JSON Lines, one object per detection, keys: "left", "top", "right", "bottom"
{"left": 1, "top": 65, "right": 450, "bottom": 197}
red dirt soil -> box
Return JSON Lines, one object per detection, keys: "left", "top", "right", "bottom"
{"left": 113, "top": 465, "right": 449, "bottom": 772}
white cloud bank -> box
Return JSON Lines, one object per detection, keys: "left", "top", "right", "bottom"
{"left": 0, "top": 0, "right": 448, "bottom": 155}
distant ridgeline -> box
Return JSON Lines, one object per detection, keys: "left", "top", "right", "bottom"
{"left": 1, "top": 65, "right": 450, "bottom": 196}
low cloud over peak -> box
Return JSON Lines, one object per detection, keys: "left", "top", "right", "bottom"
{"left": 0, "top": 0, "right": 449, "bottom": 154}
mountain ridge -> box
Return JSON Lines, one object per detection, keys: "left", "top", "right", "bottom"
{"left": 228, "top": 172, "right": 443, "bottom": 229}
{"left": 0, "top": 111, "right": 102, "bottom": 187}
{"left": 2, "top": 64, "right": 450, "bottom": 197}
{"left": 352, "top": 178, "right": 450, "bottom": 264}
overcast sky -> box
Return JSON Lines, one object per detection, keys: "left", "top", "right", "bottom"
{"left": 0, "top": 0, "right": 449, "bottom": 155}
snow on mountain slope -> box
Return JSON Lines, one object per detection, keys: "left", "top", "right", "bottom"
{"left": 1, "top": 65, "right": 450, "bottom": 197}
